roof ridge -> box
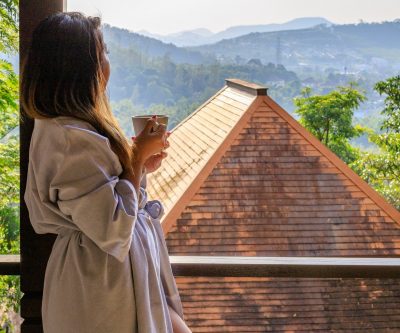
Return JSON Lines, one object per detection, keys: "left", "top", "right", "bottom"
{"left": 169, "top": 86, "right": 228, "bottom": 133}
{"left": 263, "top": 95, "right": 400, "bottom": 224}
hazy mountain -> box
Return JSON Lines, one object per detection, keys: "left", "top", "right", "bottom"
{"left": 102, "top": 24, "right": 215, "bottom": 64}
{"left": 172, "top": 28, "right": 214, "bottom": 38}
{"left": 101, "top": 24, "right": 298, "bottom": 111}
{"left": 138, "top": 28, "right": 214, "bottom": 47}
{"left": 210, "top": 17, "right": 332, "bottom": 43}
{"left": 191, "top": 21, "right": 400, "bottom": 72}
{"left": 138, "top": 17, "right": 333, "bottom": 46}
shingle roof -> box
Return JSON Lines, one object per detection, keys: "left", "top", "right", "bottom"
{"left": 148, "top": 78, "right": 400, "bottom": 255}
{"left": 147, "top": 79, "right": 400, "bottom": 332}
{"left": 147, "top": 79, "right": 259, "bottom": 232}
{"left": 176, "top": 276, "right": 400, "bottom": 332}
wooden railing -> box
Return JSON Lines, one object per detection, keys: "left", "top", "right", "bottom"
{"left": 170, "top": 256, "right": 400, "bottom": 278}
{"left": 2, "top": 254, "right": 400, "bottom": 332}
{"left": 0, "top": 255, "right": 20, "bottom": 275}
{"left": 2, "top": 255, "right": 400, "bottom": 278}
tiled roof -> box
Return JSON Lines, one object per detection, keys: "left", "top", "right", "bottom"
{"left": 147, "top": 79, "right": 400, "bottom": 332}
{"left": 176, "top": 276, "right": 400, "bottom": 332}
{"left": 148, "top": 79, "right": 400, "bottom": 256}
{"left": 147, "top": 80, "right": 258, "bottom": 232}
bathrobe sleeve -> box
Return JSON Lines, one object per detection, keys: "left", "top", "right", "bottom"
{"left": 52, "top": 126, "right": 139, "bottom": 263}
{"left": 141, "top": 174, "right": 186, "bottom": 321}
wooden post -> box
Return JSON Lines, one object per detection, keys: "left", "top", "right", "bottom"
{"left": 20, "top": 1, "right": 65, "bottom": 332}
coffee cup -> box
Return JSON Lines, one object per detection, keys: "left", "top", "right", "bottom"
{"left": 131, "top": 114, "right": 169, "bottom": 136}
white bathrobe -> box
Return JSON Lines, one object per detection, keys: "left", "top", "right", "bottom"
{"left": 24, "top": 116, "right": 184, "bottom": 333}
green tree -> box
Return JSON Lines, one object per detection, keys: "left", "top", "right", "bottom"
{"left": 0, "top": 0, "right": 18, "bottom": 54}
{"left": 0, "top": 0, "right": 21, "bottom": 331}
{"left": 294, "top": 85, "right": 366, "bottom": 164}
{"left": 351, "top": 76, "right": 400, "bottom": 209}
{"left": 374, "top": 75, "right": 400, "bottom": 132}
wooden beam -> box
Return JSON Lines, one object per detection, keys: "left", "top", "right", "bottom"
{"left": 170, "top": 256, "right": 400, "bottom": 278}
{"left": 20, "top": 1, "right": 65, "bottom": 332}
{"left": 0, "top": 255, "right": 20, "bottom": 275}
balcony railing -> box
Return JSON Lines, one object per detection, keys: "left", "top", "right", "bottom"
{"left": 2, "top": 255, "right": 400, "bottom": 278}
{"left": 2, "top": 254, "right": 400, "bottom": 332}
{"left": 0, "top": 254, "right": 20, "bottom": 275}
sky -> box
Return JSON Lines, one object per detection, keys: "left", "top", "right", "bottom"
{"left": 67, "top": 0, "right": 399, "bottom": 35}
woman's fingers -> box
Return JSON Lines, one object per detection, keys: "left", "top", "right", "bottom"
{"left": 152, "top": 152, "right": 167, "bottom": 160}
{"left": 154, "top": 123, "right": 167, "bottom": 136}
{"left": 144, "top": 117, "right": 158, "bottom": 134}
{"left": 132, "top": 116, "right": 170, "bottom": 159}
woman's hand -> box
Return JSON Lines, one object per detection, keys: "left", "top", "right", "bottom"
{"left": 132, "top": 119, "right": 171, "bottom": 174}
{"left": 143, "top": 151, "right": 168, "bottom": 173}
{"left": 133, "top": 116, "right": 167, "bottom": 162}
{"left": 122, "top": 116, "right": 167, "bottom": 195}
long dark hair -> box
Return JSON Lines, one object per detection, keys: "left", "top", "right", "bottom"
{"left": 21, "top": 11, "right": 132, "bottom": 174}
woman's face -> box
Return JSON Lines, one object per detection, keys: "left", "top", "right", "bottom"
{"left": 100, "top": 45, "right": 110, "bottom": 91}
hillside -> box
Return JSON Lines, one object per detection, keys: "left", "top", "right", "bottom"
{"left": 100, "top": 21, "right": 396, "bottom": 140}
{"left": 191, "top": 21, "right": 400, "bottom": 72}
{"left": 106, "top": 42, "right": 297, "bottom": 106}
{"left": 102, "top": 24, "right": 215, "bottom": 64}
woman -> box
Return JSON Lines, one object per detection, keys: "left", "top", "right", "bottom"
{"left": 22, "top": 11, "right": 192, "bottom": 333}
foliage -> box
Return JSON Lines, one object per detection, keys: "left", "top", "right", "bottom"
{"left": 0, "top": 0, "right": 18, "bottom": 54}
{"left": 0, "top": 0, "right": 21, "bottom": 331}
{"left": 111, "top": 93, "right": 212, "bottom": 137}
{"left": 102, "top": 24, "right": 214, "bottom": 65}
{"left": 351, "top": 76, "right": 400, "bottom": 209}
{"left": 374, "top": 75, "right": 400, "bottom": 132}
{"left": 294, "top": 85, "right": 367, "bottom": 163}
{"left": 0, "top": 134, "right": 19, "bottom": 256}
{"left": 0, "top": 61, "right": 18, "bottom": 133}
{"left": 106, "top": 39, "right": 299, "bottom": 137}
{"left": 105, "top": 38, "right": 298, "bottom": 107}
{"left": 0, "top": 274, "right": 20, "bottom": 333}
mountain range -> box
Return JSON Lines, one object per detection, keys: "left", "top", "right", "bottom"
{"left": 138, "top": 17, "right": 332, "bottom": 46}
{"left": 190, "top": 21, "right": 400, "bottom": 72}
{"left": 103, "top": 19, "right": 400, "bottom": 74}
{"left": 102, "top": 24, "right": 215, "bottom": 65}
{"left": 100, "top": 18, "right": 400, "bottom": 129}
